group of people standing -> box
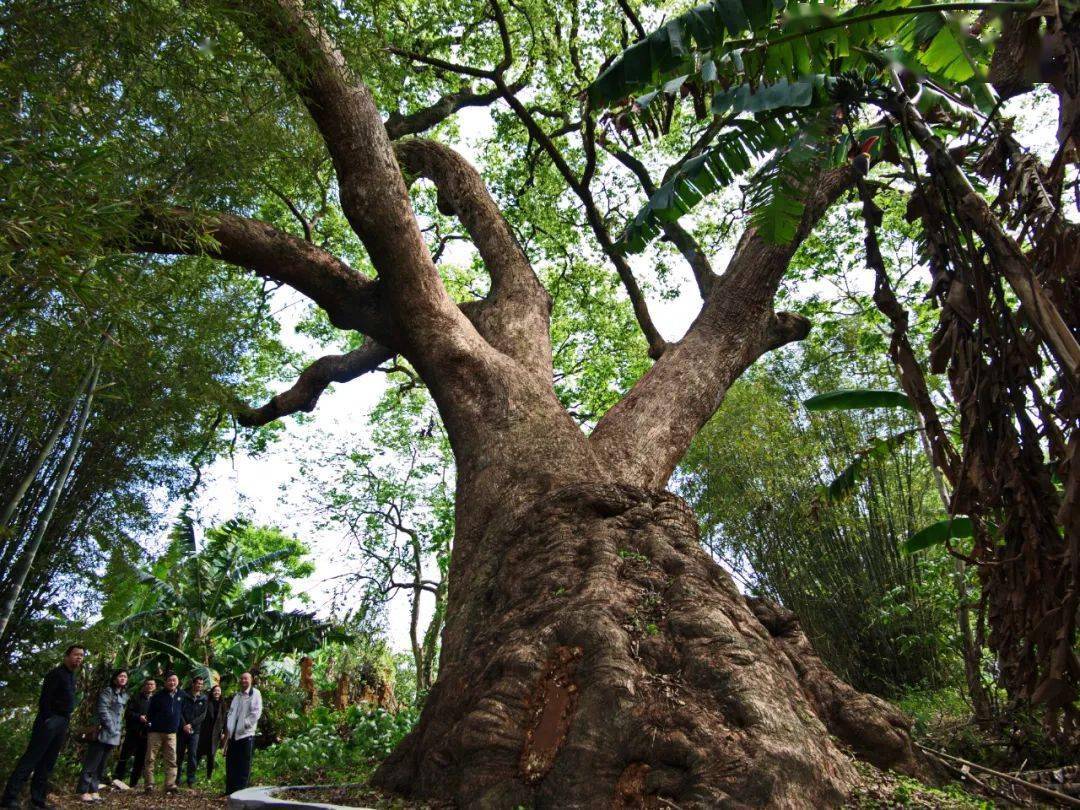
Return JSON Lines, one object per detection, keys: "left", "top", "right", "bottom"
{"left": 1, "top": 645, "right": 264, "bottom": 809}
{"left": 104, "top": 671, "right": 227, "bottom": 796}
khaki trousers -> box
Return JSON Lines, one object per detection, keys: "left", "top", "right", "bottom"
{"left": 143, "top": 732, "right": 177, "bottom": 789}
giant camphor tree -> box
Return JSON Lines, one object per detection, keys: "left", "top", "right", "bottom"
{"left": 5, "top": 0, "right": 1077, "bottom": 805}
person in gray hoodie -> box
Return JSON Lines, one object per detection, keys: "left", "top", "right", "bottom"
{"left": 76, "top": 669, "right": 129, "bottom": 803}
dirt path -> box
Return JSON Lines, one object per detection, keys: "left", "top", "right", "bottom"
{"left": 50, "top": 787, "right": 226, "bottom": 809}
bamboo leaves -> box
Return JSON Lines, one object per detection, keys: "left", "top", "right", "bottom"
{"left": 823, "top": 430, "right": 917, "bottom": 502}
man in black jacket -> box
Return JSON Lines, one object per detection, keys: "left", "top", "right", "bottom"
{"left": 1, "top": 644, "right": 85, "bottom": 810}
{"left": 177, "top": 675, "right": 208, "bottom": 787}
{"left": 112, "top": 678, "right": 155, "bottom": 789}
{"left": 142, "top": 672, "right": 182, "bottom": 794}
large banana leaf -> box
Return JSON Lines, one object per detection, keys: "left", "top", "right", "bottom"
{"left": 616, "top": 115, "right": 801, "bottom": 253}
{"left": 590, "top": 0, "right": 1012, "bottom": 251}
{"left": 804, "top": 388, "right": 914, "bottom": 411}
{"left": 904, "top": 516, "right": 974, "bottom": 554}
{"left": 589, "top": 0, "right": 786, "bottom": 107}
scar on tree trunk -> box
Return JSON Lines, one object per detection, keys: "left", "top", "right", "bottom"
{"left": 375, "top": 484, "right": 930, "bottom": 808}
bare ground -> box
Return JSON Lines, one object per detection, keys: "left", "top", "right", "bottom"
{"left": 49, "top": 787, "right": 227, "bottom": 810}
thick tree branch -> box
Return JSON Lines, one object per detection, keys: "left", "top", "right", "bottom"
{"left": 395, "top": 138, "right": 553, "bottom": 374}
{"left": 615, "top": 0, "right": 647, "bottom": 40}
{"left": 590, "top": 166, "right": 855, "bottom": 489}
{"left": 237, "top": 295, "right": 530, "bottom": 427}
{"left": 388, "top": 0, "right": 666, "bottom": 356}
{"left": 394, "top": 139, "right": 542, "bottom": 301}
{"left": 125, "top": 206, "right": 386, "bottom": 335}
{"left": 237, "top": 340, "right": 393, "bottom": 426}
{"left": 227, "top": 0, "right": 468, "bottom": 341}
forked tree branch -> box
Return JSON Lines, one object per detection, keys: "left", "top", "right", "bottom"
{"left": 395, "top": 138, "right": 552, "bottom": 374}
{"left": 387, "top": 0, "right": 668, "bottom": 357}
{"left": 226, "top": 0, "right": 468, "bottom": 337}
{"left": 385, "top": 81, "right": 525, "bottom": 140}
{"left": 395, "top": 139, "right": 543, "bottom": 300}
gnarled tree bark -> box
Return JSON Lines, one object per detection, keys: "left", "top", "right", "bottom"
{"left": 376, "top": 484, "right": 927, "bottom": 808}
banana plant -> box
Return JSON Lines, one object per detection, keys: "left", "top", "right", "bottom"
{"left": 588, "top": 0, "right": 1032, "bottom": 251}
{"left": 107, "top": 513, "right": 347, "bottom": 680}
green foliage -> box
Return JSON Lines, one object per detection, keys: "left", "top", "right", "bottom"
{"left": 588, "top": 0, "right": 1015, "bottom": 249}
{"left": 681, "top": 320, "right": 956, "bottom": 695}
{"left": 589, "top": 0, "right": 783, "bottom": 107}
{"left": 615, "top": 117, "right": 798, "bottom": 252}
{"left": 824, "top": 430, "right": 917, "bottom": 502}
{"left": 251, "top": 705, "right": 418, "bottom": 785}
{"left": 904, "top": 516, "right": 975, "bottom": 554}
{"left": 103, "top": 516, "right": 345, "bottom": 682}
{"left": 0, "top": 254, "right": 290, "bottom": 667}
{"left": 804, "top": 389, "right": 914, "bottom": 412}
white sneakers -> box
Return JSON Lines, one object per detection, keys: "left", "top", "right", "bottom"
{"left": 111, "top": 778, "right": 131, "bottom": 791}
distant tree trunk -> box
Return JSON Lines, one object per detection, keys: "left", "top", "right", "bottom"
{"left": 418, "top": 577, "right": 446, "bottom": 695}
{"left": 300, "top": 656, "right": 318, "bottom": 712}
{"left": 407, "top": 526, "right": 446, "bottom": 696}
{"left": 0, "top": 359, "right": 99, "bottom": 642}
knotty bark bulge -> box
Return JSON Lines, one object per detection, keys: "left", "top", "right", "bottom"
{"left": 375, "top": 484, "right": 925, "bottom": 808}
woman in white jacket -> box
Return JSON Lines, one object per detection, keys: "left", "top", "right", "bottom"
{"left": 222, "top": 672, "right": 262, "bottom": 795}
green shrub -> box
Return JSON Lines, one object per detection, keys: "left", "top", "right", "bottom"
{"left": 250, "top": 705, "right": 418, "bottom": 786}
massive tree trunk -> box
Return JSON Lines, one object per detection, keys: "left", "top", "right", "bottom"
{"left": 115, "top": 2, "right": 934, "bottom": 805}
{"left": 375, "top": 481, "right": 925, "bottom": 808}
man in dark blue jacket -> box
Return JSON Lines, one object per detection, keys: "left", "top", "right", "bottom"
{"left": 177, "top": 675, "right": 208, "bottom": 787}
{"left": 142, "top": 672, "right": 182, "bottom": 794}
{"left": 1, "top": 644, "right": 85, "bottom": 810}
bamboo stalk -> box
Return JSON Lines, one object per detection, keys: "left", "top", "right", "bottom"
{"left": 0, "top": 360, "right": 100, "bottom": 641}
